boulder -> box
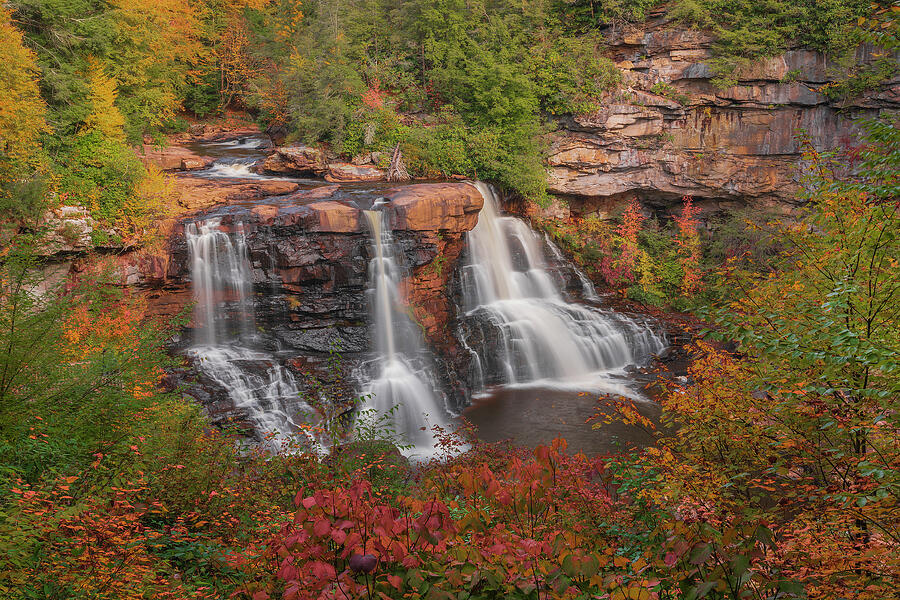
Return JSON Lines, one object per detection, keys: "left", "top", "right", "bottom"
{"left": 137, "top": 145, "right": 215, "bottom": 171}
{"left": 298, "top": 200, "right": 361, "bottom": 233}
{"left": 262, "top": 145, "right": 326, "bottom": 175}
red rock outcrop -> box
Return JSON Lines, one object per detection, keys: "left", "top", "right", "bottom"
{"left": 402, "top": 231, "right": 469, "bottom": 359}
{"left": 173, "top": 176, "right": 300, "bottom": 212}
{"left": 173, "top": 124, "right": 262, "bottom": 143}
{"left": 159, "top": 182, "right": 483, "bottom": 353}
{"left": 375, "top": 183, "right": 484, "bottom": 353}
{"left": 385, "top": 183, "right": 484, "bottom": 231}
{"left": 324, "top": 163, "right": 386, "bottom": 182}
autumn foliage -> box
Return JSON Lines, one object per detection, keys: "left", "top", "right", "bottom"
{"left": 236, "top": 441, "right": 655, "bottom": 600}
{"left": 543, "top": 194, "right": 705, "bottom": 307}
{"left": 673, "top": 196, "right": 701, "bottom": 294}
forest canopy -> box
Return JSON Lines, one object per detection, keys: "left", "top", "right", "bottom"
{"left": 0, "top": 0, "right": 879, "bottom": 218}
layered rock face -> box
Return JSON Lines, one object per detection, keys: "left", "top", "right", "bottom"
{"left": 158, "top": 181, "right": 482, "bottom": 354}
{"left": 548, "top": 15, "right": 899, "bottom": 218}
{"left": 174, "top": 177, "right": 300, "bottom": 212}
{"left": 136, "top": 145, "right": 215, "bottom": 172}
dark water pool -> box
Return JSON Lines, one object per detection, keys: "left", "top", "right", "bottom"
{"left": 463, "top": 381, "right": 663, "bottom": 456}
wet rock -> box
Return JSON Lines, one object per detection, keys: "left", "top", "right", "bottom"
{"left": 177, "top": 124, "right": 262, "bottom": 144}
{"left": 140, "top": 180, "right": 490, "bottom": 426}
{"left": 385, "top": 183, "right": 484, "bottom": 231}
{"left": 300, "top": 201, "right": 362, "bottom": 233}
{"left": 174, "top": 176, "right": 299, "bottom": 212}
{"left": 289, "top": 184, "right": 342, "bottom": 201}
{"left": 275, "top": 326, "right": 369, "bottom": 354}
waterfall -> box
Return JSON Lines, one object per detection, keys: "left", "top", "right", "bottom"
{"left": 460, "top": 182, "right": 666, "bottom": 388}
{"left": 359, "top": 210, "right": 447, "bottom": 458}
{"left": 185, "top": 218, "right": 320, "bottom": 450}
{"left": 186, "top": 219, "right": 254, "bottom": 345}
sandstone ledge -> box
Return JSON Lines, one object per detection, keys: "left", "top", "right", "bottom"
{"left": 174, "top": 176, "right": 300, "bottom": 212}
{"left": 217, "top": 182, "right": 484, "bottom": 234}
{"left": 385, "top": 183, "right": 484, "bottom": 231}
{"left": 547, "top": 13, "right": 900, "bottom": 215}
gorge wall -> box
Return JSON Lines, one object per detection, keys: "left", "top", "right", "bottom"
{"left": 545, "top": 13, "right": 899, "bottom": 220}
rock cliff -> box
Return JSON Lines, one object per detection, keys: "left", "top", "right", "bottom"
{"left": 131, "top": 182, "right": 483, "bottom": 422}
{"left": 547, "top": 14, "right": 899, "bottom": 218}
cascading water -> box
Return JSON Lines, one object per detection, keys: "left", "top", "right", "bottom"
{"left": 460, "top": 182, "right": 666, "bottom": 389}
{"left": 185, "top": 218, "right": 320, "bottom": 450}
{"left": 203, "top": 158, "right": 272, "bottom": 179}
{"left": 359, "top": 210, "right": 447, "bottom": 458}
{"left": 186, "top": 219, "right": 254, "bottom": 345}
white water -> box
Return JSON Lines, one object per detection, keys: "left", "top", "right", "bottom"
{"left": 208, "top": 137, "right": 267, "bottom": 149}
{"left": 360, "top": 210, "right": 448, "bottom": 458}
{"left": 203, "top": 158, "right": 266, "bottom": 179}
{"left": 187, "top": 346, "right": 320, "bottom": 450}
{"left": 186, "top": 219, "right": 254, "bottom": 345}
{"left": 186, "top": 218, "right": 321, "bottom": 450}
{"left": 462, "top": 182, "right": 666, "bottom": 388}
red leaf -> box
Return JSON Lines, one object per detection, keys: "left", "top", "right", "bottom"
{"left": 313, "top": 519, "right": 331, "bottom": 537}
{"left": 388, "top": 575, "right": 402, "bottom": 591}
{"left": 309, "top": 560, "right": 336, "bottom": 581}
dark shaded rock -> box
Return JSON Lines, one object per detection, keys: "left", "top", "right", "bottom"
{"left": 275, "top": 326, "right": 369, "bottom": 354}
{"left": 143, "top": 181, "right": 488, "bottom": 429}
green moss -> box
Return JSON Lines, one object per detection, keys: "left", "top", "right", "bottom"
{"left": 650, "top": 82, "right": 691, "bottom": 105}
